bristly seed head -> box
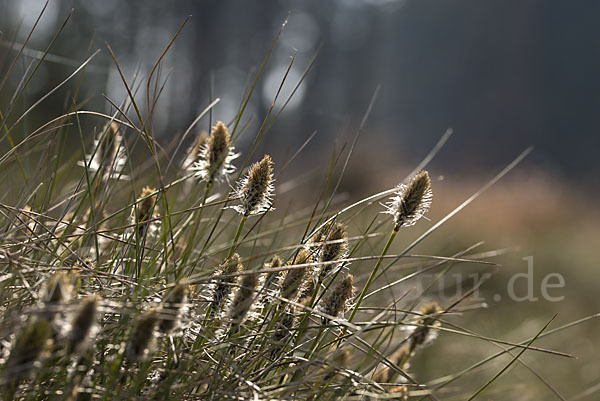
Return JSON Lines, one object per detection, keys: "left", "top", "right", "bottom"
{"left": 384, "top": 171, "right": 432, "bottom": 231}
{"left": 320, "top": 274, "right": 354, "bottom": 320}
{"left": 85, "top": 121, "right": 127, "bottom": 180}
{"left": 264, "top": 255, "right": 283, "bottom": 291}
{"left": 132, "top": 186, "right": 158, "bottom": 237}
{"left": 409, "top": 302, "right": 442, "bottom": 352}
{"left": 209, "top": 254, "right": 243, "bottom": 314}
{"left": 311, "top": 222, "right": 348, "bottom": 278}
{"left": 3, "top": 319, "right": 52, "bottom": 393}
{"left": 183, "top": 131, "right": 207, "bottom": 171}
{"left": 42, "top": 272, "right": 71, "bottom": 305}
{"left": 126, "top": 308, "right": 159, "bottom": 363}
{"left": 159, "top": 284, "right": 189, "bottom": 333}
{"left": 40, "top": 272, "right": 71, "bottom": 320}
{"left": 67, "top": 295, "right": 99, "bottom": 354}
{"left": 192, "top": 121, "right": 238, "bottom": 182}
{"left": 229, "top": 271, "right": 259, "bottom": 326}
{"left": 232, "top": 155, "right": 275, "bottom": 216}
{"left": 281, "top": 249, "right": 311, "bottom": 300}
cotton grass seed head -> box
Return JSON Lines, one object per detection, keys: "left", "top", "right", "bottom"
{"left": 384, "top": 171, "right": 432, "bottom": 231}
{"left": 232, "top": 155, "right": 274, "bottom": 216}
{"left": 192, "top": 121, "right": 238, "bottom": 182}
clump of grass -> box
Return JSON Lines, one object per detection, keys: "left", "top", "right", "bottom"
{"left": 0, "top": 9, "right": 576, "bottom": 401}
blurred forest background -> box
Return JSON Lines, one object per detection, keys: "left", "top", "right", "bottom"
{"left": 1, "top": 0, "right": 599, "bottom": 399}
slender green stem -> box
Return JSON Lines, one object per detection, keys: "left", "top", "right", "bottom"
{"left": 348, "top": 229, "right": 398, "bottom": 322}
{"left": 179, "top": 179, "right": 212, "bottom": 272}
{"left": 227, "top": 215, "right": 248, "bottom": 258}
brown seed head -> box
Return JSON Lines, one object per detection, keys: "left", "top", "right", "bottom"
{"left": 281, "top": 249, "right": 312, "bottom": 300}
{"left": 136, "top": 186, "right": 157, "bottom": 223}
{"left": 126, "top": 308, "right": 159, "bottom": 363}
{"left": 385, "top": 171, "right": 432, "bottom": 231}
{"left": 133, "top": 186, "right": 158, "bottom": 237}
{"left": 192, "top": 121, "right": 238, "bottom": 181}
{"left": 99, "top": 122, "right": 120, "bottom": 163}
{"left": 3, "top": 319, "right": 52, "bottom": 388}
{"left": 68, "top": 296, "right": 99, "bottom": 354}
{"left": 210, "top": 254, "right": 243, "bottom": 313}
{"left": 373, "top": 345, "right": 411, "bottom": 383}
{"left": 42, "top": 272, "right": 71, "bottom": 305}
{"left": 410, "top": 302, "right": 442, "bottom": 352}
{"left": 321, "top": 274, "right": 354, "bottom": 319}
{"left": 233, "top": 155, "right": 274, "bottom": 216}
{"left": 207, "top": 122, "right": 230, "bottom": 170}
{"left": 159, "top": 284, "right": 189, "bottom": 333}
{"left": 89, "top": 121, "right": 127, "bottom": 178}
{"left": 229, "top": 271, "right": 259, "bottom": 325}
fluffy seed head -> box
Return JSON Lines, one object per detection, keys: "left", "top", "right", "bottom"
{"left": 159, "top": 284, "right": 189, "bottom": 333}
{"left": 229, "top": 271, "right": 259, "bottom": 326}
{"left": 41, "top": 272, "right": 71, "bottom": 305}
{"left": 281, "top": 249, "right": 312, "bottom": 300}
{"left": 409, "top": 302, "right": 442, "bottom": 352}
{"left": 270, "top": 310, "right": 296, "bottom": 356}
{"left": 311, "top": 222, "right": 348, "bottom": 278}
{"left": 297, "top": 279, "right": 316, "bottom": 306}
{"left": 40, "top": 273, "right": 71, "bottom": 320}
{"left": 3, "top": 319, "right": 52, "bottom": 390}
{"left": 232, "top": 155, "right": 274, "bottom": 216}
{"left": 314, "top": 222, "right": 348, "bottom": 263}
{"left": 126, "top": 308, "right": 159, "bottom": 363}
{"left": 210, "top": 254, "right": 243, "bottom": 313}
{"left": 264, "top": 255, "right": 283, "bottom": 290}
{"left": 86, "top": 121, "right": 127, "bottom": 179}
{"left": 384, "top": 171, "right": 432, "bottom": 231}
{"left": 67, "top": 296, "right": 99, "bottom": 354}
{"left": 192, "top": 122, "right": 238, "bottom": 182}
{"left": 373, "top": 345, "right": 411, "bottom": 384}
{"left": 184, "top": 131, "right": 207, "bottom": 171}
{"left": 133, "top": 186, "right": 158, "bottom": 237}
{"left": 320, "top": 274, "right": 354, "bottom": 320}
